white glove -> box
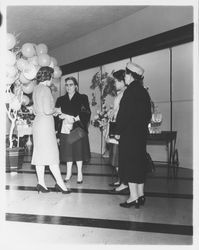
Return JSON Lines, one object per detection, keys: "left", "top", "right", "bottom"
{"left": 59, "top": 114, "right": 75, "bottom": 124}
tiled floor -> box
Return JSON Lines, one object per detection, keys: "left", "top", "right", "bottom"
{"left": 4, "top": 154, "right": 193, "bottom": 246}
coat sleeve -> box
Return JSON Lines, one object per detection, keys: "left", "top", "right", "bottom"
{"left": 79, "top": 94, "right": 91, "bottom": 128}
{"left": 55, "top": 97, "right": 61, "bottom": 108}
{"left": 115, "top": 89, "right": 134, "bottom": 134}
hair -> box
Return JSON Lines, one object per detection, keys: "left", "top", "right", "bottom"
{"left": 65, "top": 76, "right": 79, "bottom": 91}
{"left": 125, "top": 67, "right": 144, "bottom": 83}
{"left": 36, "top": 66, "right": 54, "bottom": 83}
{"left": 112, "top": 69, "right": 125, "bottom": 82}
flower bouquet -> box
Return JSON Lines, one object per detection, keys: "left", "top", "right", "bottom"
{"left": 91, "top": 103, "right": 113, "bottom": 131}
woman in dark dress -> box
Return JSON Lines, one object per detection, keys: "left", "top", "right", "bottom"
{"left": 55, "top": 77, "right": 91, "bottom": 184}
{"left": 115, "top": 62, "right": 152, "bottom": 208}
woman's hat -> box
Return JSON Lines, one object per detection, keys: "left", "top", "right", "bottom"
{"left": 126, "top": 62, "right": 144, "bottom": 76}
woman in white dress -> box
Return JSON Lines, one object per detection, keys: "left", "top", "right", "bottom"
{"left": 31, "top": 66, "right": 70, "bottom": 194}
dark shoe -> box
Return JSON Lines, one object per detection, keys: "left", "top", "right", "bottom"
{"left": 64, "top": 177, "right": 71, "bottom": 183}
{"left": 108, "top": 187, "right": 129, "bottom": 194}
{"left": 54, "top": 184, "right": 71, "bottom": 194}
{"left": 77, "top": 180, "right": 83, "bottom": 184}
{"left": 138, "top": 195, "right": 146, "bottom": 206}
{"left": 109, "top": 182, "right": 120, "bottom": 187}
{"left": 120, "top": 199, "right": 139, "bottom": 208}
{"left": 36, "top": 184, "right": 50, "bottom": 193}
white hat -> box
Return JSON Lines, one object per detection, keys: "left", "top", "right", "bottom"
{"left": 126, "top": 62, "right": 144, "bottom": 76}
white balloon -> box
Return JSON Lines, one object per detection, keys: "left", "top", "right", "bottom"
{"left": 6, "top": 66, "right": 18, "bottom": 78}
{"left": 7, "top": 33, "right": 16, "bottom": 50}
{"left": 6, "top": 50, "right": 16, "bottom": 66}
{"left": 28, "top": 56, "right": 39, "bottom": 66}
{"left": 5, "top": 76, "right": 16, "bottom": 85}
{"left": 19, "top": 72, "right": 30, "bottom": 84}
{"left": 21, "top": 95, "right": 30, "bottom": 105}
{"left": 50, "top": 57, "right": 58, "bottom": 67}
{"left": 10, "top": 96, "right": 21, "bottom": 111}
{"left": 22, "top": 81, "right": 36, "bottom": 94}
{"left": 16, "top": 58, "right": 29, "bottom": 71}
{"left": 36, "top": 44, "right": 48, "bottom": 55}
{"left": 23, "top": 63, "right": 38, "bottom": 80}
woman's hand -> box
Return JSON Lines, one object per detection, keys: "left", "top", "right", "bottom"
{"left": 59, "top": 114, "right": 75, "bottom": 124}
{"left": 54, "top": 107, "right": 62, "bottom": 116}
{"left": 114, "top": 134, "right": 120, "bottom": 141}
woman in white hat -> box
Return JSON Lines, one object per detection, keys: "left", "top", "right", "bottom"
{"left": 114, "top": 62, "right": 152, "bottom": 208}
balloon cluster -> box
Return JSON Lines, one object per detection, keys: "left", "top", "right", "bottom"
{"left": 6, "top": 33, "right": 62, "bottom": 108}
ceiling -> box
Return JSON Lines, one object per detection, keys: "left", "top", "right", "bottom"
{"left": 6, "top": 5, "right": 147, "bottom": 51}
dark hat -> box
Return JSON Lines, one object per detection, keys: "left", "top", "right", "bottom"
{"left": 126, "top": 62, "right": 144, "bottom": 76}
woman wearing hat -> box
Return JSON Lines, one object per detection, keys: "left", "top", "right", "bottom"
{"left": 31, "top": 66, "right": 71, "bottom": 194}
{"left": 115, "top": 62, "right": 152, "bottom": 208}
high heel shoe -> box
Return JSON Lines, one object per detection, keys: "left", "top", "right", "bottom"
{"left": 36, "top": 184, "right": 50, "bottom": 193}
{"left": 120, "top": 199, "right": 140, "bottom": 208}
{"left": 54, "top": 184, "right": 71, "bottom": 194}
{"left": 109, "top": 187, "right": 129, "bottom": 194}
{"left": 64, "top": 176, "right": 72, "bottom": 183}
{"left": 77, "top": 180, "right": 83, "bottom": 184}
{"left": 77, "top": 174, "right": 83, "bottom": 184}
{"left": 138, "top": 195, "right": 146, "bottom": 206}
{"left": 109, "top": 182, "right": 120, "bottom": 187}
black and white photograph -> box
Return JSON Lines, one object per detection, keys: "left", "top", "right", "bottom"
{"left": 0, "top": 0, "right": 199, "bottom": 248}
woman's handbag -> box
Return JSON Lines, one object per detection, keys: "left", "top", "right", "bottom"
{"left": 67, "top": 127, "right": 86, "bottom": 144}
{"left": 109, "top": 121, "right": 117, "bottom": 138}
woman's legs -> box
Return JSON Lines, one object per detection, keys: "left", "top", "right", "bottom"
{"left": 65, "top": 161, "right": 73, "bottom": 181}
{"left": 35, "top": 165, "right": 47, "bottom": 189}
{"left": 137, "top": 183, "right": 144, "bottom": 197}
{"left": 127, "top": 182, "right": 139, "bottom": 203}
{"left": 76, "top": 161, "right": 83, "bottom": 182}
{"left": 49, "top": 164, "right": 68, "bottom": 191}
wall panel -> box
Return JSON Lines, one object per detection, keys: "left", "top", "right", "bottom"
{"left": 172, "top": 42, "right": 193, "bottom": 169}
{"left": 79, "top": 67, "right": 101, "bottom": 154}
{"left": 132, "top": 49, "right": 170, "bottom": 103}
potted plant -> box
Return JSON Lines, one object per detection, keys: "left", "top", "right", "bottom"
{"left": 5, "top": 33, "right": 62, "bottom": 171}
{"left": 90, "top": 70, "right": 116, "bottom": 156}
{"left": 90, "top": 70, "right": 116, "bottom": 108}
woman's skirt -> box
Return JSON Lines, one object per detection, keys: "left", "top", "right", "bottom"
{"left": 109, "top": 143, "right": 119, "bottom": 167}
{"left": 59, "top": 133, "right": 90, "bottom": 162}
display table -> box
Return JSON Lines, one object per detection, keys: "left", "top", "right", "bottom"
{"left": 147, "top": 131, "right": 179, "bottom": 178}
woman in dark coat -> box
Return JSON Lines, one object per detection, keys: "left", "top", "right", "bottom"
{"left": 55, "top": 76, "right": 91, "bottom": 184}
{"left": 115, "top": 62, "right": 152, "bottom": 208}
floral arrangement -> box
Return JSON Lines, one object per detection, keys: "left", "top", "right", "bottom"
{"left": 145, "top": 87, "right": 163, "bottom": 134}
{"left": 90, "top": 71, "right": 116, "bottom": 106}
{"left": 5, "top": 33, "right": 62, "bottom": 148}
{"left": 91, "top": 103, "right": 113, "bottom": 131}
{"left": 16, "top": 105, "right": 35, "bottom": 126}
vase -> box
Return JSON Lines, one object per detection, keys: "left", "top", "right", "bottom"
{"left": 6, "top": 147, "right": 25, "bottom": 172}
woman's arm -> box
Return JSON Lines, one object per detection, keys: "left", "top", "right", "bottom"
{"left": 78, "top": 95, "right": 91, "bottom": 127}
{"left": 42, "top": 87, "right": 55, "bottom": 115}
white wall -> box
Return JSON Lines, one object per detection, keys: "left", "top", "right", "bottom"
{"left": 50, "top": 6, "right": 193, "bottom": 65}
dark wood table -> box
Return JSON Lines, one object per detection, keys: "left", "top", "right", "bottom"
{"left": 147, "top": 131, "right": 179, "bottom": 178}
